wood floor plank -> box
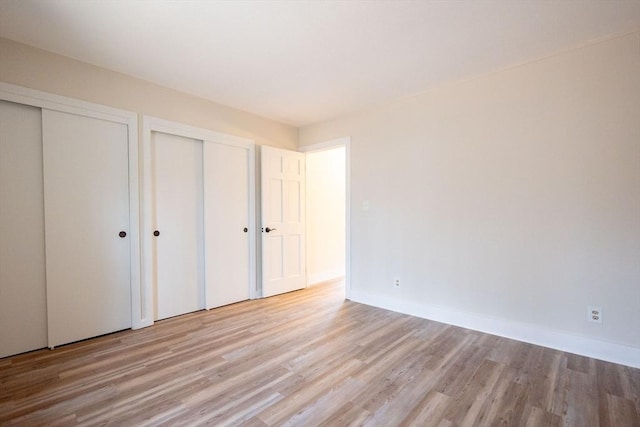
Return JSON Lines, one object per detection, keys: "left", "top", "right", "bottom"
{"left": 399, "top": 390, "right": 452, "bottom": 427}
{"left": 565, "top": 368, "right": 599, "bottom": 427}
{"left": 604, "top": 393, "right": 639, "bottom": 427}
{"left": 257, "top": 358, "right": 364, "bottom": 425}
{"left": 522, "top": 406, "right": 562, "bottom": 427}
{"left": 451, "top": 359, "right": 505, "bottom": 426}
{"left": 1, "top": 279, "right": 639, "bottom": 426}
{"left": 317, "top": 401, "right": 371, "bottom": 427}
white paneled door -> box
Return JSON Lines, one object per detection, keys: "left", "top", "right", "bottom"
{"left": 151, "top": 131, "right": 205, "bottom": 320}
{"left": 43, "top": 109, "right": 132, "bottom": 348}
{"left": 261, "top": 146, "right": 306, "bottom": 297}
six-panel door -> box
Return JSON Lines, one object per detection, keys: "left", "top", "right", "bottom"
{"left": 261, "top": 146, "right": 306, "bottom": 297}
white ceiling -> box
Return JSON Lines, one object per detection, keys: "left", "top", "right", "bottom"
{"left": 1, "top": 1, "right": 639, "bottom": 127}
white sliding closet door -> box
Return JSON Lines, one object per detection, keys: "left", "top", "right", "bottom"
{"left": 204, "top": 142, "right": 250, "bottom": 308}
{"left": 151, "top": 131, "right": 205, "bottom": 320}
{"left": 0, "top": 101, "right": 47, "bottom": 358}
{"left": 43, "top": 109, "right": 132, "bottom": 348}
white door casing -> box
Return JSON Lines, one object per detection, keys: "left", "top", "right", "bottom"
{"left": 299, "top": 137, "right": 351, "bottom": 299}
{"left": 43, "top": 109, "right": 132, "bottom": 348}
{"left": 151, "top": 131, "right": 205, "bottom": 320}
{"left": 261, "top": 146, "right": 306, "bottom": 297}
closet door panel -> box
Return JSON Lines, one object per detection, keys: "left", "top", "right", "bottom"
{"left": 43, "top": 109, "right": 131, "bottom": 348}
{"left": 0, "top": 101, "right": 47, "bottom": 357}
{"left": 152, "top": 131, "right": 204, "bottom": 320}
{"left": 204, "top": 143, "right": 250, "bottom": 308}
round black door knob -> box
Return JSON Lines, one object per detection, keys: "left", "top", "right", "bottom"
{"left": 153, "top": 230, "right": 160, "bottom": 237}
{"left": 243, "top": 227, "right": 248, "bottom": 232}
{"left": 119, "top": 231, "right": 127, "bottom": 238}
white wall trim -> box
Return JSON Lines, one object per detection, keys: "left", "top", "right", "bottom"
{"left": 141, "top": 115, "right": 253, "bottom": 149}
{"left": 0, "top": 82, "right": 143, "bottom": 332}
{"left": 0, "top": 82, "right": 135, "bottom": 124}
{"left": 300, "top": 137, "right": 351, "bottom": 299}
{"left": 246, "top": 144, "right": 257, "bottom": 300}
{"left": 299, "top": 137, "right": 351, "bottom": 153}
{"left": 141, "top": 116, "right": 257, "bottom": 327}
{"left": 350, "top": 288, "right": 640, "bottom": 369}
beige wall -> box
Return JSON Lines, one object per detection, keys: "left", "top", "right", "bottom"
{"left": 0, "top": 37, "right": 297, "bottom": 149}
{"left": 300, "top": 32, "right": 640, "bottom": 359}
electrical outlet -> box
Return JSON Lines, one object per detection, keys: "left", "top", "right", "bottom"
{"left": 394, "top": 278, "right": 400, "bottom": 287}
{"left": 588, "top": 306, "right": 602, "bottom": 324}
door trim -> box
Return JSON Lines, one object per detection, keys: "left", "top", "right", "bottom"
{"left": 0, "top": 82, "right": 142, "bottom": 329}
{"left": 141, "top": 116, "right": 257, "bottom": 327}
{"left": 299, "top": 137, "right": 351, "bottom": 300}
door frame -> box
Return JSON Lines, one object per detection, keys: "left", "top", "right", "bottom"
{"left": 0, "top": 82, "right": 142, "bottom": 328}
{"left": 299, "top": 137, "right": 351, "bottom": 299}
{"left": 141, "top": 116, "right": 257, "bottom": 327}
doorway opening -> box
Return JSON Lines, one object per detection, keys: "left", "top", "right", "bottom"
{"left": 301, "top": 138, "right": 350, "bottom": 299}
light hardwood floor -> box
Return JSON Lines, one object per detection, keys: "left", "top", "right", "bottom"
{"left": 1, "top": 280, "right": 639, "bottom": 426}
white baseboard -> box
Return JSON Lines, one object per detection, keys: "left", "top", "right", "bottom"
{"left": 350, "top": 288, "right": 640, "bottom": 369}
{"left": 307, "top": 269, "right": 344, "bottom": 286}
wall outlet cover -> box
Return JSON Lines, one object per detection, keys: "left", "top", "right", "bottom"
{"left": 588, "top": 306, "right": 603, "bottom": 324}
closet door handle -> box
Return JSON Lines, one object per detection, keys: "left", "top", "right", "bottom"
{"left": 265, "top": 227, "right": 277, "bottom": 233}
{"left": 243, "top": 227, "right": 248, "bottom": 233}
{"left": 153, "top": 230, "right": 160, "bottom": 237}
{"left": 119, "top": 231, "right": 127, "bottom": 238}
